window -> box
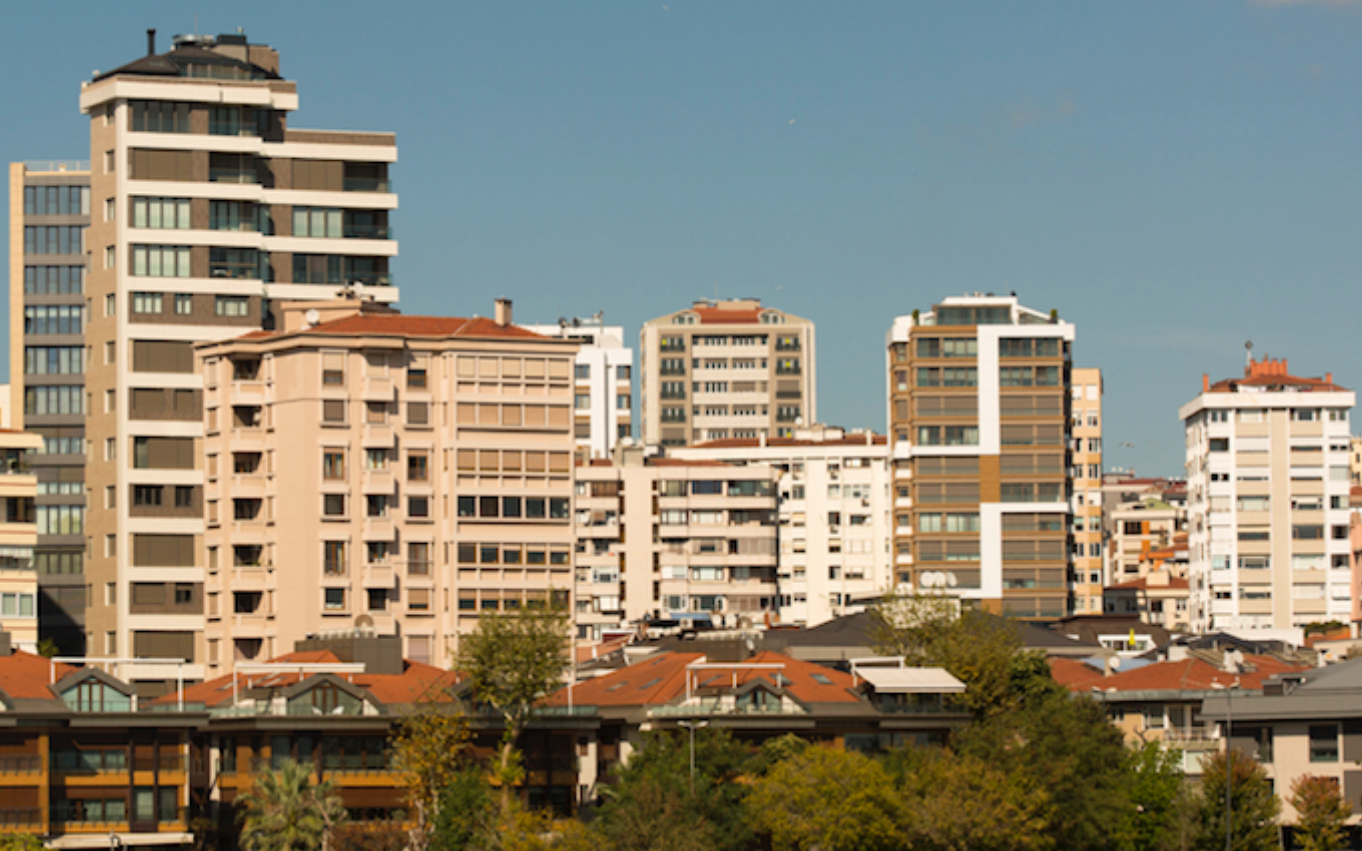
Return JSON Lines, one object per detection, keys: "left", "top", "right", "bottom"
{"left": 323, "top": 494, "right": 346, "bottom": 517}
{"left": 292, "top": 207, "right": 343, "bottom": 238}
{"left": 131, "top": 245, "right": 191, "bottom": 277}
{"left": 1310, "top": 725, "right": 1339, "bottom": 762}
{"left": 322, "top": 400, "right": 346, "bottom": 423}
{"left": 132, "top": 197, "right": 191, "bottom": 229}
{"left": 324, "top": 588, "right": 347, "bottom": 611}
{"left": 324, "top": 542, "right": 348, "bottom": 576}
{"left": 131, "top": 292, "right": 163, "bottom": 315}
{"left": 215, "top": 296, "right": 250, "bottom": 317}
{"left": 408, "top": 453, "right": 429, "bottom": 481}
{"left": 130, "top": 100, "right": 191, "bottom": 132}
{"left": 323, "top": 451, "right": 346, "bottom": 480}
{"left": 174, "top": 294, "right": 193, "bottom": 314}
{"left": 409, "top": 496, "right": 430, "bottom": 519}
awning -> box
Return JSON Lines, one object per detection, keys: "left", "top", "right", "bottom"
{"left": 856, "top": 666, "right": 965, "bottom": 694}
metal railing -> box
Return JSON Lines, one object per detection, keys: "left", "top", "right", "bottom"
{"left": 25, "top": 161, "right": 89, "bottom": 173}
{"left": 0, "top": 755, "right": 40, "bottom": 773}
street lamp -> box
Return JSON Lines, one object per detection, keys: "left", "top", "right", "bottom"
{"left": 1215, "top": 677, "right": 1241, "bottom": 851}
{"left": 677, "top": 720, "right": 709, "bottom": 793}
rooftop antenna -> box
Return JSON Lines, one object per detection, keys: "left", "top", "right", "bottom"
{"left": 1244, "top": 340, "right": 1253, "bottom": 368}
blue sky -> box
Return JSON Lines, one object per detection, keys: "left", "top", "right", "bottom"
{"left": 5, "top": 1, "right": 1362, "bottom": 476}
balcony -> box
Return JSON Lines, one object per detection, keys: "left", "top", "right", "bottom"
{"left": 363, "top": 561, "right": 397, "bottom": 589}
{"left": 344, "top": 177, "right": 393, "bottom": 193}
{"left": 344, "top": 223, "right": 393, "bottom": 240}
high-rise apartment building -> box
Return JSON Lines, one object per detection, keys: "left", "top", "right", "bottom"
{"left": 197, "top": 297, "right": 577, "bottom": 675}
{"left": 9, "top": 162, "right": 91, "bottom": 653}
{"left": 1070, "top": 368, "right": 1104, "bottom": 614}
{"left": 1182, "top": 356, "right": 1355, "bottom": 632}
{"left": 887, "top": 294, "right": 1075, "bottom": 619}
{"left": 521, "top": 317, "right": 633, "bottom": 459}
{"left": 79, "top": 31, "right": 399, "bottom": 691}
{"left": 671, "top": 424, "right": 892, "bottom": 627}
{"left": 574, "top": 447, "right": 779, "bottom": 639}
{"left": 640, "top": 298, "right": 815, "bottom": 447}
{"left": 0, "top": 430, "right": 44, "bottom": 651}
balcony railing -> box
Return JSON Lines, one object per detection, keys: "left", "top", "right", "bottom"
{"left": 0, "top": 755, "right": 40, "bottom": 773}
{"left": 344, "top": 224, "right": 393, "bottom": 240}
{"left": 209, "top": 169, "right": 259, "bottom": 185}
{"left": 344, "top": 178, "right": 392, "bottom": 193}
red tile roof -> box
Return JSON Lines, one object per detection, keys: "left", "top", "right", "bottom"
{"left": 1056, "top": 654, "right": 1309, "bottom": 694}
{"left": 153, "top": 653, "right": 461, "bottom": 708}
{"left": 547, "top": 650, "right": 860, "bottom": 708}
{"left": 692, "top": 307, "right": 763, "bottom": 324}
{"left": 0, "top": 651, "right": 76, "bottom": 700}
{"left": 1208, "top": 357, "right": 1347, "bottom": 393}
{"left": 236, "top": 315, "right": 553, "bottom": 344}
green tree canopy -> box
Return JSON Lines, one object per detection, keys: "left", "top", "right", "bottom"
{"left": 595, "top": 727, "right": 752, "bottom": 851}
{"left": 236, "top": 759, "right": 345, "bottom": 851}
{"left": 749, "top": 745, "right": 905, "bottom": 851}
{"left": 1289, "top": 774, "right": 1351, "bottom": 851}
{"left": 456, "top": 603, "right": 571, "bottom": 798}
{"left": 1193, "top": 748, "right": 1280, "bottom": 851}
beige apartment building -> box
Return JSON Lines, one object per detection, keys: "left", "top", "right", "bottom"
{"left": 0, "top": 430, "right": 44, "bottom": 650}
{"left": 8, "top": 161, "right": 91, "bottom": 654}
{"left": 1070, "top": 368, "right": 1104, "bottom": 614}
{"left": 640, "top": 298, "right": 816, "bottom": 447}
{"left": 520, "top": 317, "right": 633, "bottom": 460}
{"left": 78, "top": 31, "right": 399, "bottom": 691}
{"left": 1183, "top": 356, "right": 1355, "bottom": 633}
{"left": 887, "top": 294, "right": 1076, "bottom": 620}
{"left": 671, "top": 425, "right": 893, "bottom": 626}
{"left": 574, "top": 447, "right": 779, "bottom": 639}
{"left": 196, "top": 297, "right": 577, "bottom": 675}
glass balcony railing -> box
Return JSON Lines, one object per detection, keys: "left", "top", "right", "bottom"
{"left": 343, "top": 178, "right": 392, "bottom": 193}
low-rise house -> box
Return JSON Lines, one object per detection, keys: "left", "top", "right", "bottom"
{"left": 1053, "top": 649, "right": 1311, "bottom": 774}
{"left": 1201, "top": 656, "right": 1362, "bottom": 820}
{"left": 547, "top": 648, "right": 968, "bottom": 797}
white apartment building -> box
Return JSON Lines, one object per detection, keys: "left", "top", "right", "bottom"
{"left": 574, "top": 447, "right": 780, "bottom": 639}
{"left": 1070, "top": 368, "right": 1104, "bottom": 614}
{"left": 521, "top": 317, "right": 633, "bottom": 459}
{"left": 1182, "top": 356, "right": 1355, "bottom": 632}
{"left": 671, "top": 424, "right": 893, "bottom": 626}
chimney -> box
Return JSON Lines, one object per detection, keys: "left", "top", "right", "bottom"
{"left": 147, "top": 28, "right": 156, "bottom": 56}
{"left": 494, "top": 297, "right": 513, "bottom": 327}
{"left": 1202, "top": 374, "right": 1209, "bottom": 392}
{"left": 1326, "top": 372, "right": 1333, "bottom": 385}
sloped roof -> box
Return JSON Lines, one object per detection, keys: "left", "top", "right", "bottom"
{"left": 547, "top": 650, "right": 861, "bottom": 709}
{"left": 693, "top": 307, "right": 763, "bottom": 324}
{"left": 691, "top": 434, "right": 887, "bottom": 449}
{"left": 856, "top": 667, "right": 965, "bottom": 694}
{"left": 95, "top": 44, "right": 279, "bottom": 82}
{"left": 0, "top": 651, "right": 75, "bottom": 700}
{"left": 1058, "top": 654, "right": 1308, "bottom": 694}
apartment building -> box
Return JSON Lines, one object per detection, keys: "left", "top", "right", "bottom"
{"left": 520, "top": 316, "right": 633, "bottom": 459}
{"left": 1070, "top": 368, "right": 1104, "bottom": 614}
{"left": 1182, "top": 356, "right": 1355, "bottom": 632}
{"left": 670, "top": 424, "right": 893, "bottom": 626}
{"left": 196, "top": 297, "right": 576, "bottom": 675}
{"left": 0, "top": 431, "right": 43, "bottom": 650}
{"left": 640, "top": 298, "right": 816, "bottom": 447}
{"left": 574, "top": 447, "right": 779, "bottom": 639}
{"left": 887, "top": 294, "right": 1075, "bottom": 620}
{"left": 1106, "top": 498, "right": 1185, "bottom": 583}
{"left": 8, "top": 161, "right": 91, "bottom": 654}
{"left": 78, "top": 31, "right": 399, "bottom": 691}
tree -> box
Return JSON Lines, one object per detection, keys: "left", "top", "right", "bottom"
{"left": 430, "top": 768, "right": 495, "bottom": 851}
{"left": 391, "top": 707, "right": 472, "bottom": 851}
{"left": 897, "top": 747, "right": 1052, "bottom": 851}
{"left": 1192, "top": 748, "right": 1279, "bottom": 851}
{"left": 750, "top": 745, "right": 905, "bottom": 851}
{"left": 870, "top": 595, "right": 1028, "bottom": 719}
{"left": 34, "top": 638, "right": 58, "bottom": 659}
{"left": 0, "top": 836, "right": 45, "bottom": 851}
{"left": 1289, "top": 774, "right": 1351, "bottom": 851}
{"left": 594, "top": 728, "right": 752, "bottom": 851}
{"left": 236, "top": 759, "right": 346, "bottom": 851}
{"left": 1122, "top": 742, "right": 1190, "bottom": 851}
{"left": 457, "top": 603, "right": 570, "bottom": 805}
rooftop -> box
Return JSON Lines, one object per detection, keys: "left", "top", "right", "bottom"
{"left": 1205, "top": 356, "right": 1347, "bottom": 394}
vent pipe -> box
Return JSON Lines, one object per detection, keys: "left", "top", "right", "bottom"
{"left": 147, "top": 29, "right": 156, "bottom": 56}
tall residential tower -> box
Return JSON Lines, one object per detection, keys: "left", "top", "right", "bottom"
{"left": 79, "top": 31, "right": 398, "bottom": 692}
{"left": 887, "top": 295, "right": 1075, "bottom": 619}
{"left": 1182, "top": 356, "right": 1354, "bottom": 632}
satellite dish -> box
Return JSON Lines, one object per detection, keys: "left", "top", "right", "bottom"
{"left": 1109, "top": 656, "right": 1122, "bottom": 670}
{"left": 305, "top": 308, "right": 320, "bottom": 327}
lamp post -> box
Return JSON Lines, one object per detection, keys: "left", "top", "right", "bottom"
{"left": 1221, "top": 678, "right": 1240, "bottom": 851}
{"left": 677, "top": 720, "right": 709, "bottom": 793}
